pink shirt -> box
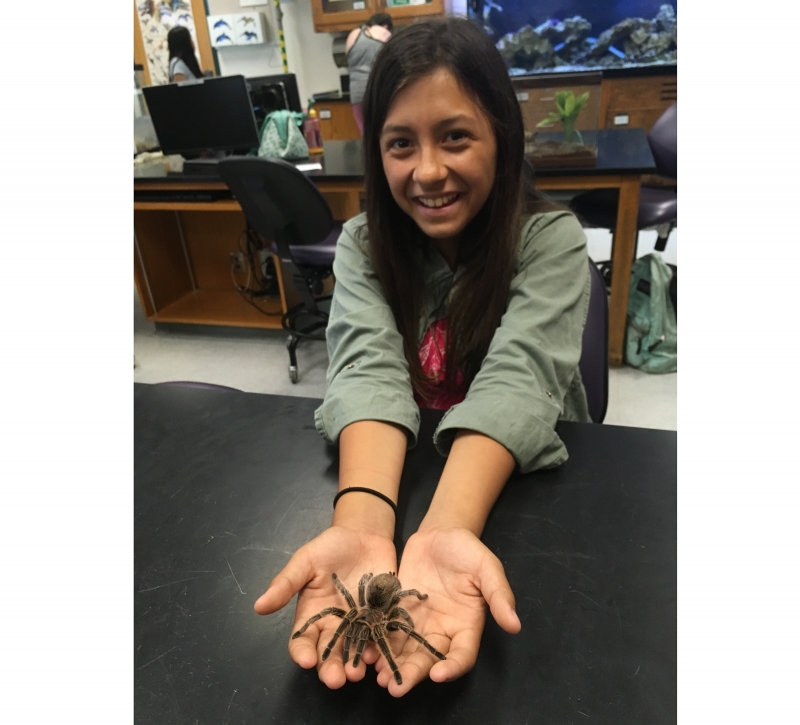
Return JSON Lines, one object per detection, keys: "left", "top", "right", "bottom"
{"left": 413, "top": 319, "right": 468, "bottom": 410}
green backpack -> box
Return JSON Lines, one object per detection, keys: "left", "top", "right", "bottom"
{"left": 625, "top": 253, "right": 677, "bottom": 373}
{"left": 257, "top": 110, "right": 309, "bottom": 160}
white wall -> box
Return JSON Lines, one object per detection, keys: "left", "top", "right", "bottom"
{"left": 281, "top": 1, "right": 341, "bottom": 106}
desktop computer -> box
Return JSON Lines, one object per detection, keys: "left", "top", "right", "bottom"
{"left": 142, "top": 75, "right": 260, "bottom": 176}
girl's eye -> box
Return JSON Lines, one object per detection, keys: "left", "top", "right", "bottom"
{"left": 388, "top": 138, "right": 411, "bottom": 151}
{"left": 445, "top": 130, "right": 468, "bottom": 143}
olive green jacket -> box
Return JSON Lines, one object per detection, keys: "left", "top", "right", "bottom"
{"left": 314, "top": 210, "right": 591, "bottom": 473}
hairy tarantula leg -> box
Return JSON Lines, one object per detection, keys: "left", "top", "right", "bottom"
{"left": 386, "top": 606, "right": 414, "bottom": 629}
{"left": 352, "top": 626, "right": 370, "bottom": 667}
{"left": 373, "top": 627, "right": 403, "bottom": 685}
{"left": 342, "top": 627, "right": 355, "bottom": 664}
{"left": 357, "top": 573, "right": 373, "bottom": 607}
{"left": 386, "top": 621, "right": 447, "bottom": 660}
{"left": 397, "top": 589, "right": 428, "bottom": 601}
{"left": 321, "top": 610, "right": 358, "bottom": 661}
{"left": 331, "top": 573, "right": 358, "bottom": 609}
{"left": 291, "top": 607, "right": 347, "bottom": 638}
{"left": 387, "top": 589, "right": 429, "bottom": 611}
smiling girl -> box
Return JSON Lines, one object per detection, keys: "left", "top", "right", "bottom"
{"left": 255, "top": 18, "right": 591, "bottom": 696}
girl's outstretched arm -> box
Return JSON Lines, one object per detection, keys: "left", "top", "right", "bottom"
{"left": 377, "top": 430, "right": 522, "bottom": 696}
{"left": 419, "top": 430, "right": 516, "bottom": 536}
{"left": 255, "top": 420, "right": 407, "bottom": 688}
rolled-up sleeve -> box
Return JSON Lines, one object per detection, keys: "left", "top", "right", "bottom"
{"left": 314, "top": 216, "right": 421, "bottom": 446}
{"left": 433, "top": 211, "right": 590, "bottom": 473}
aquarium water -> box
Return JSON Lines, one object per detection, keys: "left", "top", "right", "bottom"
{"left": 470, "top": 1, "right": 677, "bottom": 75}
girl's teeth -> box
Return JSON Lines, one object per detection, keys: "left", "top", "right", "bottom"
{"left": 421, "top": 194, "right": 456, "bottom": 208}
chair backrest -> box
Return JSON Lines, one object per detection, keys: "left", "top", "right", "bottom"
{"left": 217, "top": 156, "right": 333, "bottom": 246}
{"left": 647, "top": 104, "right": 677, "bottom": 179}
{"left": 579, "top": 261, "right": 609, "bottom": 424}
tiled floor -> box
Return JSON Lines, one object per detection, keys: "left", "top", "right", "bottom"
{"left": 134, "top": 227, "right": 677, "bottom": 431}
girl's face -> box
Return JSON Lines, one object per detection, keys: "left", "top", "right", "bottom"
{"left": 380, "top": 68, "right": 497, "bottom": 261}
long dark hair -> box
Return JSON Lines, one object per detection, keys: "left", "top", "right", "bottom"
{"left": 167, "top": 26, "right": 203, "bottom": 81}
{"left": 362, "top": 17, "right": 560, "bottom": 399}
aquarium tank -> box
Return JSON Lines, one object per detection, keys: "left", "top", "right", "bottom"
{"left": 469, "top": 0, "right": 677, "bottom": 75}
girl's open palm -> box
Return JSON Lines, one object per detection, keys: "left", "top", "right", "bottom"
{"left": 254, "top": 525, "right": 397, "bottom": 689}
{"left": 375, "top": 527, "right": 521, "bottom": 696}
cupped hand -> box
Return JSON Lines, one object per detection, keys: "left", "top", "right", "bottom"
{"left": 254, "top": 525, "right": 397, "bottom": 688}
{"left": 375, "top": 527, "right": 521, "bottom": 697}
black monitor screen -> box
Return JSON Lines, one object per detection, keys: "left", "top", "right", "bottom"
{"left": 142, "top": 75, "right": 260, "bottom": 156}
{"left": 247, "top": 73, "right": 302, "bottom": 114}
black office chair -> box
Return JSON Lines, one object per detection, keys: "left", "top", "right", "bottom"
{"left": 217, "top": 157, "right": 341, "bottom": 383}
{"left": 580, "top": 260, "right": 609, "bottom": 424}
{"left": 570, "top": 104, "right": 677, "bottom": 289}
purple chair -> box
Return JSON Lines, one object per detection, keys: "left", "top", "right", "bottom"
{"left": 570, "top": 104, "right": 677, "bottom": 287}
{"left": 580, "top": 260, "right": 609, "bottom": 424}
{"left": 218, "top": 157, "right": 341, "bottom": 383}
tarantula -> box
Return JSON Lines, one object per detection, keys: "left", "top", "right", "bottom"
{"left": 292, "top": 572, "right": 446, "bottom": 685}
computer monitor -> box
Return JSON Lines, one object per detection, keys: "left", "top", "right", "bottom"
{"left": 246, "top": 73, "right": 303, "bottom": 125}
{"left": 142, "top": 75, "right": 260, "bottom": 156}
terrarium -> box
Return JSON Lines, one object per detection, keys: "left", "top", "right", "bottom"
{"left": 514, "top": 72, "right": 601, "bottom": 167}
{"left": 470, "top": 1, "right": 677, "bottom": 75}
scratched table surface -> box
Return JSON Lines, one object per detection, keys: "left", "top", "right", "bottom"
{"left": 134, "top": 383, "right": 676, "bottom": 725}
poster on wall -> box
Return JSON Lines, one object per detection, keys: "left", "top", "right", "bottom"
{"left": 136, "top": 0, "right": 201, "bottom": 85}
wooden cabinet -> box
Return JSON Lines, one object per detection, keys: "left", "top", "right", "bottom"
{"left": 310, "top": 0, "right": 444, "bottom": 34}
{"left": 513, "top": 73, "right": 676, "bottom": 135}
{"left": 314, "top": 75, "right": 677, "bottom": 142}
{"left": 317, "top": 99, "right": 361, "bottom": 141}
{"left": 599, "top": 75, "right": 677, "bottom": 133}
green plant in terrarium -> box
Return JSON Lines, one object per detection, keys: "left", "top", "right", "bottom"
{"left": 536, "top": 90, "right": 590, "bottom": 145}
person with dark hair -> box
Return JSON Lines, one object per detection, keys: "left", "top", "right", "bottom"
{"left": 345, "top": 13, "right": 393, "bottom": 135}
{"left": 167, "top": 25, "right": 203, "bottom": 82}
{"left": 255, "top": 17, "right": 591, "bottom": 696}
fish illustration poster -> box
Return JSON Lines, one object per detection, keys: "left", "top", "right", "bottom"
{"left": 136, "top": 0, "right": 200, "bottom": 85}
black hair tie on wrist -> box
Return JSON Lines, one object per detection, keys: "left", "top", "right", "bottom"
{"left": 333, "top": 487, "right": 398, "bottom": 517}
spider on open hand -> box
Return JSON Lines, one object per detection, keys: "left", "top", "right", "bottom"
{"left": 291, "top": 571, "right": 446, "bottom": 685}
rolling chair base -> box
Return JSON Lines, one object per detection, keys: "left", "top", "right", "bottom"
{"left": 282, "top": 296, "right": 331, "bottom": 383}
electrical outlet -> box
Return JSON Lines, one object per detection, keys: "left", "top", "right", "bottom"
{"left": 230, "top": 252, "right": 246, "bottom": 274}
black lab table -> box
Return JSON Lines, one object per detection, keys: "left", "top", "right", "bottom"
{"left": 134, "top": 383, "right": 676, "bottom": 724}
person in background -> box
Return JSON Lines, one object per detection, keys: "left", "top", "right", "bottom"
{"left": 167, "top": 25, "right": 203, "bottom": 82}
{"left": 255, "top": 18, "right": 591, "bottom": 697}
{"left": 346, "top": 13, "right": 393, "bottom": 135}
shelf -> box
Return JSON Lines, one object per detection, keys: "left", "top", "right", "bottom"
{"left": 150, "top": 289, "right": 285, "bottom": 329}
{"left": 134, "top": 200, "right": 242, "bottom": 212}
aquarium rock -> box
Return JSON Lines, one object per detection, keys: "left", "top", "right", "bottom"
{"left": 533, "top": 16, "right": 591, "bottom": 48}
{"left": 587, "top": 17, "right": 652, "bottom": 59}
{"left": 629, "top": 27, "right": 650, "bottom": 46}
{"left": 496, "top": 25, "right": 555, "bottom": 70}
{"left": 655, "top": 4, "right": 677, "bottom": 38}
{"left": 534, "top": 18, "right": 566, "bottom": 42}
{"left": 563, "top": 16, "right": 592, "bottom": 43}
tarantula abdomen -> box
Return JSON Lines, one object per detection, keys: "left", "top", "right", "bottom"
{"left": 292, "top": 572, "right": 446, "bottom": 685}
